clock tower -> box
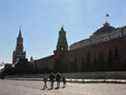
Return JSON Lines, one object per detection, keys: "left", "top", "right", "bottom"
{"left": 12, "top": 28, "right": 26, "bottom": 64}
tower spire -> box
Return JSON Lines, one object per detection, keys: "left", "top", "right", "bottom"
{"left": 12, "top": 27, "right": 26, "bottom": 64}
{"left": 61, "top": 25, "right": 64, "bottom": 30}
{"left": 53, "top": 26, "right": 68, "bottom": 61}
{"left": 18, "top": 26, "right": 22, "bottom": 38}
{"left": 56, "top": 26, "right": 68, "bottom": 52}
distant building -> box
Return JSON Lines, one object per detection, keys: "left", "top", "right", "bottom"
{"left": 65, "top": 22, "right": 126, "bottom": 72}
{"left": 9, "top": 21, "right": 126, "bottom": 73}
{"left": 70, "top": 22, "right": 126, "bottom": 50}
{"left": 54, "top": 26, "right": 68, "bottom": 60}
{"left": 12, "top": 28, "right": 26, "bottom": 64}
{"left": 56, "top": 26, "right": 68, "bottom": 52}
{"left": 30, "top": 56, "right": 34, "bottom": 63}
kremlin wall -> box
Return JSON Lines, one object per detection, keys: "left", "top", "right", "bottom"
{"left": 63, "top": 22, "right": 126, "bottom": 72}
{"left": 34, "top": 22, "right": 126, "bottom": 73}
{"left": 1, "top": 21, "right": 126, "bottom": 75}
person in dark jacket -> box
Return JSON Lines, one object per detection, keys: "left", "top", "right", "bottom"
{"left": 56, "top": 72, "right": 61, "bottom": 89}
{"left": 62, "top": 74, "right": 66, "bottom": 88}
{"left": 49, "top": 72, "right": 55, "bottom": 89}
{"left": 42, "top": 73, "right": 48, "bottom": 90}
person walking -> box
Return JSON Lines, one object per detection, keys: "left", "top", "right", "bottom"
{"left": 42, "top": 73, "right": 48, "bottom": 90}
{"left": 62, "top": 74, "right": 66, "bottom": 88}
{"left": 56, "top": 72, "right": 61, "bottom": 89}
{"left": 49, "top": 72, "right": 55, "bottom": 89}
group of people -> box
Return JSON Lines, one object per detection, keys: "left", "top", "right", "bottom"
{"left": 42, "top": 72, "right": 66, "bottom": 90}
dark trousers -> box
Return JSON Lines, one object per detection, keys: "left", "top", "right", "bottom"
{"left": 43, "top": 81, "right": 47, "bottom": 89}
{"left": 50, "top": 81, "right": 54, "bottom": 89}
{"left": 63, "top": 81, "right": 66, "bottom": 88}
{"left": 57, "top": 81, "right": 60, "bottom": 88}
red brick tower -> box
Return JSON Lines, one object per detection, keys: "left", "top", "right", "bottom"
{"left": 12, "top": 28, "right": 26, "bottom": 64}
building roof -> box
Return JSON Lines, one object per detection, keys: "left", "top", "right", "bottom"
{"left": 93, "top": 22, "right": 116, "bottom": 35}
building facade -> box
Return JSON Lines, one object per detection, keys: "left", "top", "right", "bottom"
{"left": 63, "top": 22, "right": 126, "bottom": 72}
{"left": 10, "top": 22, "right": 126, "bottom": 73}
{"left": 70, "top": 22, "right": 126, "bottom": 50}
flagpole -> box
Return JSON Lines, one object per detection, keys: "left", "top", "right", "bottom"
{"left": 105, "top": 14, "right": 110, "bottom": 23}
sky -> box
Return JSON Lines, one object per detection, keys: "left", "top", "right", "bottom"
{"left": 0, "top": 0, "right": 126, "bottom": 63}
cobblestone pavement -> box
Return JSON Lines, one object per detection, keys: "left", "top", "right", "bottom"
{"left": 0, "top": 79, "right": 126, "bottom": 95}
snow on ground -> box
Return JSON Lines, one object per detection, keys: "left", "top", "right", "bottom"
{"left": 0, "top": 79, "right": 126, "bottom": 95}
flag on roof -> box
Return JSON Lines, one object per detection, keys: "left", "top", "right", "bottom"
{"left": 106, "top": 14, "right": 110, "bottom": 17}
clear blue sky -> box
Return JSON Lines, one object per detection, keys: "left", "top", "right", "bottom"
{"left": 0, "top": 0, "right": 126, "bottom": 63}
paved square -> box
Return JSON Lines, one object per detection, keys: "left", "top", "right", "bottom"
{"left": 0, "top": 79, "right": 126, "bottom": 95}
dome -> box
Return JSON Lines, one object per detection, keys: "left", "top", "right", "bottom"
{"left": 93, "top": 22, "right": 116, "bottom": 35}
